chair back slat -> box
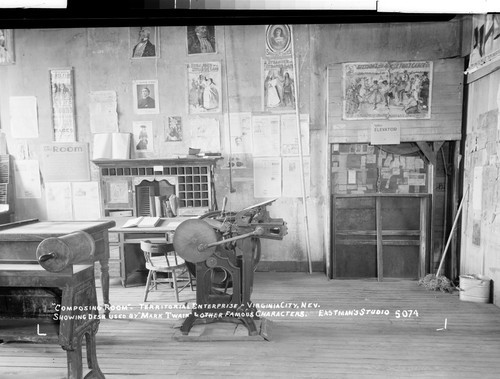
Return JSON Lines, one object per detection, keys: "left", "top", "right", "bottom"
{"left": 140, "top": 240, "right": 185, "bottom": 268}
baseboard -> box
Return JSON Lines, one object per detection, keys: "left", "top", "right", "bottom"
{"left": 256, "top": 261, "right": 325, "bottom": 273}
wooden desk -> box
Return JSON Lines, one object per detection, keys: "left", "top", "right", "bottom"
{"left": 0, "top": 219, "right": 116, "bottom": 316}
{"left": 0, "top": 264, "right": 104, "bottom": 378}
{"left": 110, "top": 217, "right": 192, "bottom": 287}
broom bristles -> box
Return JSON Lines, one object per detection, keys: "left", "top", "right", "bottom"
{"left": 418, "top": 274, "right": 455, "bottom": 293}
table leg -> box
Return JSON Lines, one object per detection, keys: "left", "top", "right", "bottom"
{"left": 99, "top": 258, "right": 110, "bottom": 319}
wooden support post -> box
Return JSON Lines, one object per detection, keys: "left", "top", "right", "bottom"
{"left": 419, "top": 196, "right": 429, "bottom": 278}
{"left": 290, "top": 25, "right": 313, "bottom": 274}
{"left": 376, "top": 196, "right": 383, "bottom": 282}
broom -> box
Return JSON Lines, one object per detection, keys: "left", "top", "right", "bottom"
{"left": 418, "top": 187, "right": 468, "bottom": 293}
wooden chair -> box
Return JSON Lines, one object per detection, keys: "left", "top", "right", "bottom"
{"left": 140, "top": 240, "right": 193, "bottom": 302}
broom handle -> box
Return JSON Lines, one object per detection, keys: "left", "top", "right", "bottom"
{"left": 435, "top": 187, "right": 468, "bottom": 278}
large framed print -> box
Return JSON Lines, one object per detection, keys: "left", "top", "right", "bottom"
{"left": 262, "top": 57, "right": 296, "bottom": 112}
{"left": 187, "top": 62, "right": 221, "bottom": 114}
{"left": 49, "top": 68, "right": 77, "bottom": 142}
{"left": 343, "top": 61, "right": 433, "bottom": 120}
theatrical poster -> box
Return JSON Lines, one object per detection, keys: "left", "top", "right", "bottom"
{"left": 262, "top": 57, "right": 296, "bottom": 112}
{"left": 187, "top": 61, "right": 221, "bottom": 114}
{"left": 343, "top": 61, "right": 433, "bottom": 120}
{"left": 50, "top": 68, "right": 76, "bottom": 142}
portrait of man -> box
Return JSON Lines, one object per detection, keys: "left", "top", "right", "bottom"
{"left": 138, "top": 87, "right": 155, "bottom": 109}
{"left": 133, "top": 80, "right": 159, "bottom": 114}
{"left": 187, "top": 25, "right": 216, "bottom": 55}
{"left": 131, "top": 27, "right": 157, "bottom": 58}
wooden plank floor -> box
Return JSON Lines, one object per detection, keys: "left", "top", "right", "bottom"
{"left": 2, "top": 272, "right": 500, "bottom": 378}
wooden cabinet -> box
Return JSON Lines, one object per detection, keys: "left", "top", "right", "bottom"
{"left": 92, "top": 158, "right": 220, "bottom": 218}
{"left": 332, "top": 194, "right": 430, "bottom": 280}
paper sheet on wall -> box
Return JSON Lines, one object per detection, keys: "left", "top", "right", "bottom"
{"left": 253, "top": 157, "right": 281, "bottom": 198}
{"left": 280, "top": 114, "right": 310, "bottom": 156}
{"left": 14, "top": 160, "right": 42, "bottom": 198}
{"left": 40, "top": 143, "right": 90, "bottom": 182}
{"left": 189, "top": 117, "right": 220, "bottom": 153}
{"left": 252, "top": 115, "right": 280, "bottom": 156}
{"left": 282, "top": 156, "right": 310, "bottom": 197}
{"left": 89, "top": 91, "right": 119, "bottom": 133}
{"left": 473, "top": 166, "right": 483, "bottom": 212}
{"left": 9, "top": 96, "right": 39, "bottom": 138}
{"left": 45, "top": 182, "right": 101, "bottom": 220}
{"left": 92, "top": 133, "right": 131, "bottom": 159}
{"left": 45, "top": 182, "right": 73, "bottom": 220}
{"left": 72, "top": 182, "right": 101, "bottom": 220}
{"left": 227, "top": 112, "right": 252, "bottom": 154}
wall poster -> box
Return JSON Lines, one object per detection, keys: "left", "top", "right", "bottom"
{"left": 343, "top": 61, "right": 432, "bottom": 120}
{"left": 50, "top": 68, "right": 76, "bottom": 142}
{"left": 468, "top": 14, "right": 500, "bottom": 73}
{"left": 165, "top": 116, "right": 182, "bottom": 141}
{"left": 133, "top": 121, "right": 154, "bottom": 153}
{"left": 262, "top": 57, "right": 296, "bottom": 112}
{"left": 187, "top": 61, "right": 221, "bottom": 114}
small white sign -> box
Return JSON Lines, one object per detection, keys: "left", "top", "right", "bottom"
{"left": 370, "top": 123, "right": 400, "bottom": 145}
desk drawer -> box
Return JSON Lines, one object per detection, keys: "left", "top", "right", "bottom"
{"left": 108, "top": 233, "right": 120, "bottom": 243}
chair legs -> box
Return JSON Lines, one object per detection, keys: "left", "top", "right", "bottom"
{"left": 143, "top": 267, "right": 193, "bottom": 302}
{"left": 172, "top": 270, "right": 180, "bottom": 302}
{"left": 143, "top": 270, "right": 153, "bottom": 302}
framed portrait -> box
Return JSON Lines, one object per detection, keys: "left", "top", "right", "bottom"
{"left": 130, "top": 26, "right": 158, "bottom": 59}
{"left": 187, "top": 62, "right": 221, "bottom": 114}
{"left": 0, "top": 29, "right": 15, "bottom": 65}
{"left": 132, "top": 80, "right": 159, "bottom": 114}
{"left": 187, "top": 25, "right": 216, "bottom": 55}
{"left": 133, "top": 121, "right": 154, "bottom": 153}
{"left": 265, "top": 25, "right": 291, "bottom": 56}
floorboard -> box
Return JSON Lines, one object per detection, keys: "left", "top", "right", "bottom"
{"left": 1, "top": 272, "right": 500, "bottom": 378}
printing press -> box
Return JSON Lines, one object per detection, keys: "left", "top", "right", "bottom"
{"left": 173, "top": 198, "right": 287, "bottom": 338}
